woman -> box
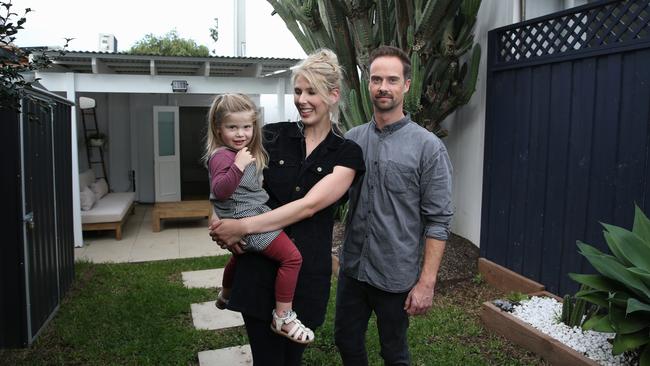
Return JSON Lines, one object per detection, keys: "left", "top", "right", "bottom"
{"left": 209, "top": 49, "right": 364, "bottom": 365}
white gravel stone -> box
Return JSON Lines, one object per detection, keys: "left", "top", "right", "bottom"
{"left": 510, "top": 296, "right": 635, "bottom": 366}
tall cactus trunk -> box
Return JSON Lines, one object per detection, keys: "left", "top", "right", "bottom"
{"left": 267, "top": 0, "right": 482, "bottom": 136}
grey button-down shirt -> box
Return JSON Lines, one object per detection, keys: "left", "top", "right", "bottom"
{"left": 341, "top": 115, "right": 453, "bottom": 292}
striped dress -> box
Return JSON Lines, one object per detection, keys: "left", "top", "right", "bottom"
{"left": 209, "top": 151, "right": 281, "bottom": 251}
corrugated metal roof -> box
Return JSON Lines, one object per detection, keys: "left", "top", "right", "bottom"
{"left": 39, "top": 50, "right": 300, "bottom": 78}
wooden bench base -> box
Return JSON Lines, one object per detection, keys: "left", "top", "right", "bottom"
{"left": 152, "top": 200, "right": 212, "bottom": 232}
{"left": 82, "top": 203, "right": 135, "bottom": 240}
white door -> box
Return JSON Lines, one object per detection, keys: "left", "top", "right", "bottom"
{"left": 153, "top": 106, "right": 181, "bottom": 202}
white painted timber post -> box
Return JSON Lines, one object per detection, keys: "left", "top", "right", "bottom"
{"left": 65, "top": 72, "right": 83, "bottom": 247}
{"left": 276, "top": 78, "right": 285, "bottom": 121}
{"left": 234, "top": 0, "right": 246, "bottom": 56}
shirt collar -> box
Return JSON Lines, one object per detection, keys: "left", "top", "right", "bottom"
{"left": 371, "top": 114, "right": 411, "bottom": 134}
{"left": 287, "top": 121, "right": 343, "bottom": 150}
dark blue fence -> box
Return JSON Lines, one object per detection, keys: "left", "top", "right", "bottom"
{"left": 481, "top": 0, "right": 650, "bottom": 295}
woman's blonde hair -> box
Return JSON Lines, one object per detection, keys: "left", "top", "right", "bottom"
{"left": 292, "top": 48, "right": 343, "bottom": 131}
{"left": 203, "top": 93, "right": 268, "bottom": 174}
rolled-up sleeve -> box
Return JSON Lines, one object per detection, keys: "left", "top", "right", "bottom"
{"left": 420, "top": 144, "right": 454, "bottom": 241}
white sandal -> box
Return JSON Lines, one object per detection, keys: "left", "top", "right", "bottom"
{"left": 271, "top": 310, "right": 315, "bottom": 344}
{"left": 215, "top": 290, "right": 229, "bottom": 310}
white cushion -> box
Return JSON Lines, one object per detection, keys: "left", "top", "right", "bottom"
{"left": 80, "top": 186, "right": 96, "bottom": 211}
{"left": 81, "top": 192, "right": 135, "bottom": 223}
{"left": 91, "top": 178, "right": 109, "bottom": 200}
{"left": 78, "top": 96, "right": 96, "bottom": 109}
{"left": 79, "top": 170, "right": 96, "bottom": 189}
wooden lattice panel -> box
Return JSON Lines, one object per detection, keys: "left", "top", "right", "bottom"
{"left": 497, "top": 0, "right": 650, "bottom": 64}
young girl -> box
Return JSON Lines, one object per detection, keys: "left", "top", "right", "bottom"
{"left": 204, "top": 93, "right": 314, "bottom": 344}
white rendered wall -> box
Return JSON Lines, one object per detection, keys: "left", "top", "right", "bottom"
{"left": 442, "top": 0, "right": 584, "bottom": 246}
{"left": 441, "top": 0, "right": 519, "bottom": 246}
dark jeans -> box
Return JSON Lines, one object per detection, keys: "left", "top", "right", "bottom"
{"left": 334, "top": 272, "right": 411, "bottom": 366}
{"left": 243, "top": 314, "right": 307, "bottom": 366}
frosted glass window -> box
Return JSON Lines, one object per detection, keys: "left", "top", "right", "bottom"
{"left": 158, "top": 111, "right": 175, "bottom": 156}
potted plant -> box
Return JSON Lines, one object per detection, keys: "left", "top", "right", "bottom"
{"left": 88, "top": 133, "right": 106, "bottom": 147}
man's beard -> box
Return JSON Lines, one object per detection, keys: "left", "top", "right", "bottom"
{"left": 372, "top": 95, "right": 399, "bottom": 111}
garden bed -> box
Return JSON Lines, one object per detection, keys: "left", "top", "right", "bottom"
{"left": 481, "top": 291, "right": 600, "bottom": 366}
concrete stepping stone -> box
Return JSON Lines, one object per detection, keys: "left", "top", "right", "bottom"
{"left": 182, "top": 268, "right": 224, "bottom": 289}
{"left": 198, "top": 345, "right": 252, "bottom": 365}
{"left": 191, "top": 301, "right": 244, "bottom": 330}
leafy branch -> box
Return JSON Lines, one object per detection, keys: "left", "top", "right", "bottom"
{"left": 1, "top": 0, "right": 68, "bottom": 112}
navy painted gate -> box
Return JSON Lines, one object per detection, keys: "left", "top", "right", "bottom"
{"left": 481, "top": 0, "right": 650, "bottom": 295}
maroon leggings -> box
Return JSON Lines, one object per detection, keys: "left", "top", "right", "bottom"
{"left": 222, "top": 231, "right": 302, "bottom": 303}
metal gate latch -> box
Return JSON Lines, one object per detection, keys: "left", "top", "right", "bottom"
{"left": 24, "top": 212, "right": 35, "bottom": 229}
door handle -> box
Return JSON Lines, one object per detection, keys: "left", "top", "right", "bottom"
{"left": 24, "top": 212, "right": 35, "bottom": 230}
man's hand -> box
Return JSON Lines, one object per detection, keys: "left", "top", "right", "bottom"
{"left": 234, "top": 147, "right": 255, "bottom": 172}
{"left": 404, "top": 281, "right": 435, "bottom": 316}
{"left": 209, "top": 217, "right": 247, "bottom": 254}
{"left": 404, "top": 237, "right": 445, "bottom": 316}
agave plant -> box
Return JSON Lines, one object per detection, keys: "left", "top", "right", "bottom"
{"left": 267, "top": 0, "right": 481, "bottom": 136}
{"left": 569, "top": 205, "right": 650, "bottom": 365}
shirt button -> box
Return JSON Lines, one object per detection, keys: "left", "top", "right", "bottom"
{"left": 279, "top": 160, "right": 285, "bottom": 165}
{"left": 316, "top": 167, "right": 322, "bottom": 172}
{"left": 295, "top": 186, "right": 301, "bottom": 192}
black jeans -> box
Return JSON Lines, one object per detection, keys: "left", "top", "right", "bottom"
{"left": 243, "top": 314, "right": 307, "bottom": 366}
{"left": 334, "top": 272, "right": 411, "bottom": 366}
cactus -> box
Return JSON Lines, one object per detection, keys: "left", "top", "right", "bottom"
{"left": 561, "top": 294, "right": 572, "bottom": 324}
{"left": 560, "top": 285, "right": 593, "bottom": 327}
{"left": 267, "top": 0, "right": 482, "bottom": 135}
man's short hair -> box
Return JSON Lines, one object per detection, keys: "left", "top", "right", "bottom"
{"left": 369, "top": 46, "right": 411, "bottom": 80}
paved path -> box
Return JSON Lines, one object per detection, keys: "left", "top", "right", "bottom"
{"left": 182, "top": 268, "right": 252, "bottom": 365}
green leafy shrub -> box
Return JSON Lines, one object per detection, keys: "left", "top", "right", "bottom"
{"left": 569, "top": 205, "right": 650, "bottom": 365}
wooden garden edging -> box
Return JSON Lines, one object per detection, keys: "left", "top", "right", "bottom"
{"left": 478, "top": 258, "right": 598, "bottom": 365}
{"left": 481, "top": 292, "right": 599, "bottom": 366}
{"left": 478, "top": 258, "right": 545, "bottom": 293}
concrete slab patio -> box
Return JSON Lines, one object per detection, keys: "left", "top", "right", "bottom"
{"left": 75, "top": 204, "right": 229, "bottom": 263}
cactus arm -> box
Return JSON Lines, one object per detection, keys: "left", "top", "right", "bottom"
{"left": 267, "top": 0, "right": 317, "bottom": 52}
{"left": 346, "top": 88, "right": 365, "bottom": 128}
{"left": 415, "top": 0, "right": 462, "bottom": 50}
{"left": 404, "top": 51, "right": 422, "bottom": 114}
{"left": 376, "top": 0, "right": 393, "bottom": 45}
{"left": 359, "top": 77, "right": 372, "bottom": 120}
{"left": 459, "top": 44, "right": 481, "bottom": 103}
{"left": 394, "top": 1, "right": 412, "bottom": 50}
{"left": 561, "top": 295, "right": 572, "bottom": 324}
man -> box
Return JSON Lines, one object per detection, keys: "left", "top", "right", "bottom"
{"left": 335, "top": 45, "right": 453, "bottom": 366}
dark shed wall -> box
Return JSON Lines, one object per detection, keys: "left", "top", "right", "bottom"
{"left": 0, "top": 109, "right": 28, "bottom": 348}
{"left": 0, "top": 88, "right": 74, "bottom": 348}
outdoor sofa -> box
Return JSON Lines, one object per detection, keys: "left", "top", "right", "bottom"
{"left": 79, "top": 169, "right": 135, "bottom": 240}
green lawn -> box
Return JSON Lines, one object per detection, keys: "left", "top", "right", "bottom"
{"left": 0, "top": 257, "right": 543, "bottom": 365}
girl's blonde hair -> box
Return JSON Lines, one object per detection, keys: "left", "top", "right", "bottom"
{"left": 203, "top": 93, "right": 268, "bottom": 174}
{"left": 292, "top": 48, "right": 343, "bottom": 132}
